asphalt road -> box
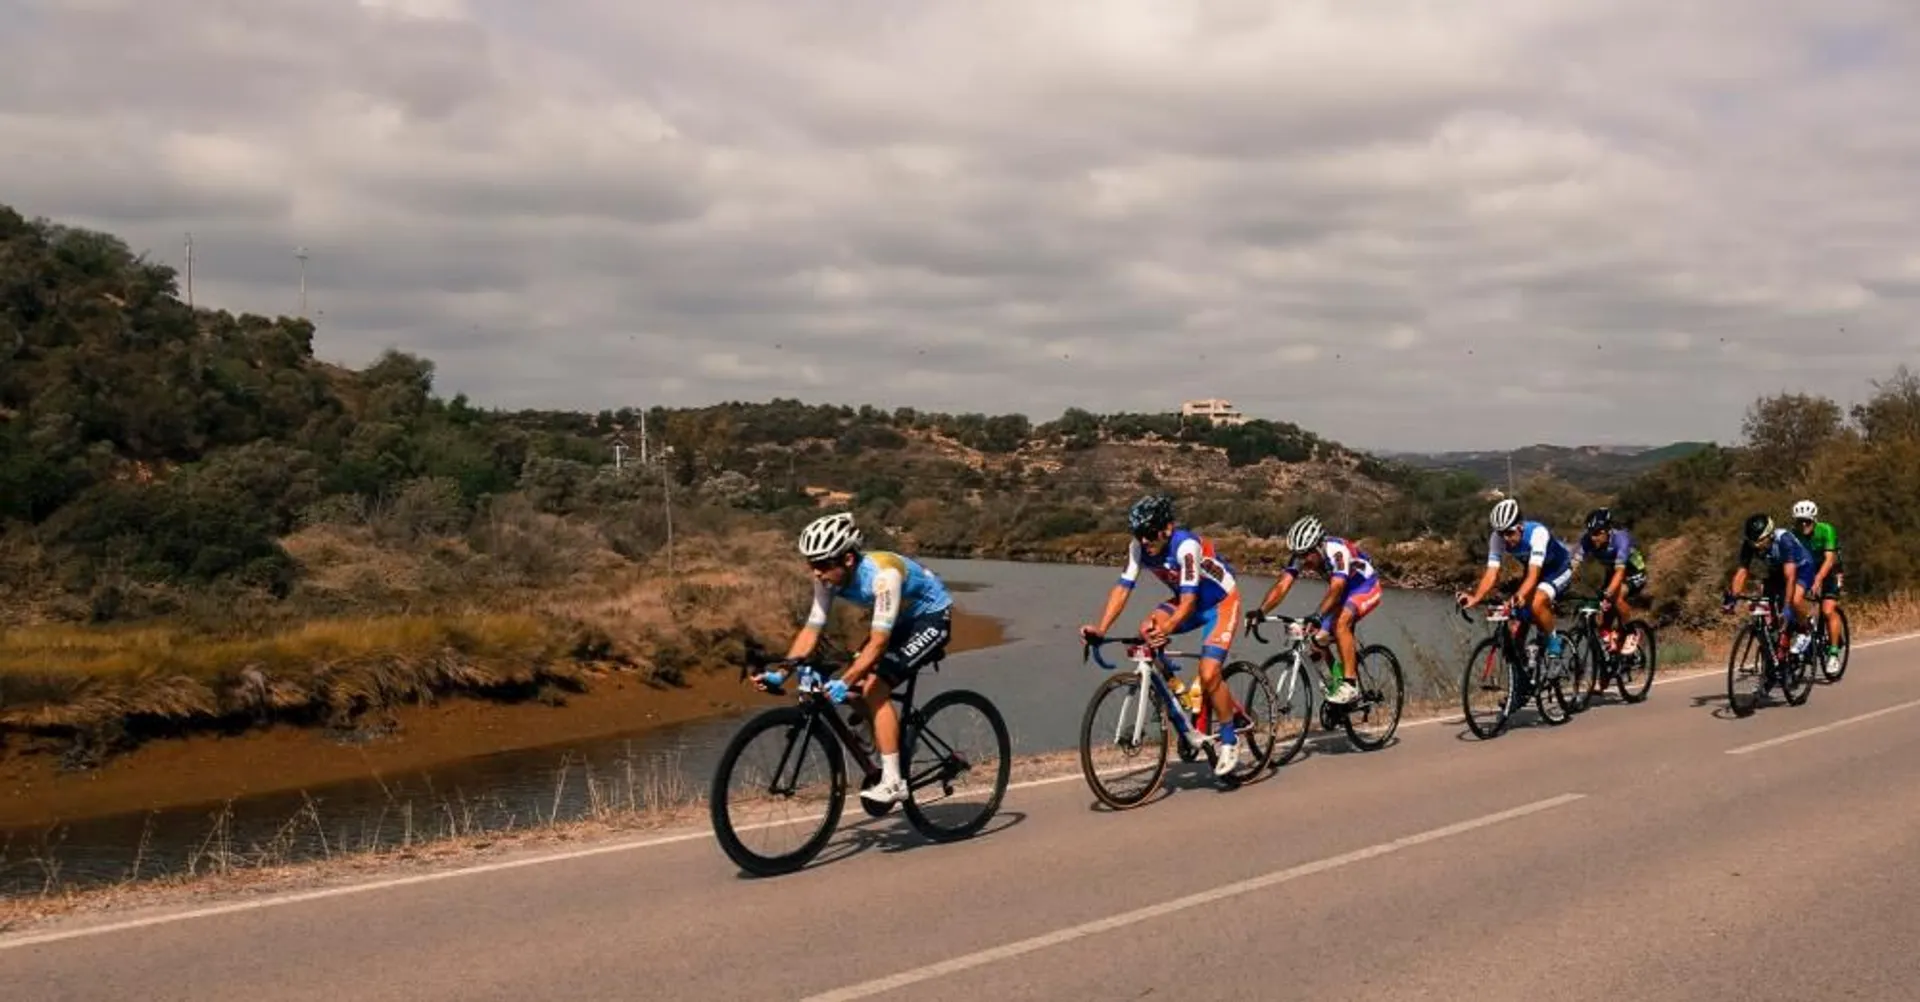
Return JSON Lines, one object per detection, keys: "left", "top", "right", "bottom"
{"left": 8, "top": 632, "right": 1920, "bottom": 1001}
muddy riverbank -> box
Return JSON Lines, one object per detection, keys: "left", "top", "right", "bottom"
{"left": 0, "top": 607, "right": 1007, "bottom": 831}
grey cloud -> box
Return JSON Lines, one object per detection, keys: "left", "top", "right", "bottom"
{"left": 5, "top": 0, "right": 1919, "bottom": 451}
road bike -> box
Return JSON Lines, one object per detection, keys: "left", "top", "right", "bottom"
{"left": 708, "top": 653, "right": 1010, "bottom": 877}
{"left": 1234, "top": 613, "right": 1405, "bottom": 766}
{"left": 1560, "top": 593, "right": 1657, "bottom": 712}
{"left": 1457, "top": 601, "right": 1587, "bottom": 739}
{"left": 1077, "top": 633, "right": 1280, "bottom": 809}
{"left": 1724, "top": 594, "right": 1815, "bottom": 716}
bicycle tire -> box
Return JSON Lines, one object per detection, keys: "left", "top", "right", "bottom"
{"left": 1616, "top": 621, "right": 1657, "bottom": 703}
{"left": 1341, "top": 644, "right": 1405, "bottom": 750}
{"left": 1212, "top": 661, "right": 1282, "bottom": 785}
{"left": 1251, "top": 654, "right": 1315, "bottom": 768}
{"left": 709, "top": 705, "right": 846, "bottom": 877}
{"left": 1819, "top": 606, "right": 1851, "bottom": 683}
{"left": 1536, "top": 639, "right": 1576, "bottom": 726}
{"left": 1565, "top": 622, "right": 1598, "bottom": 714}
{"left": 1461, "top": 637, "right": 1514, "bottom": 740}
{"left": 901, "top": 689, "right": 1011, "bottom": 842}
{"left": 1726, "top": 624, "right": 1762, "bottom": 718}
{"left": 1781, "top": 647, "right": 1815, "bottom": 706}
{"left": 1078, "top": 672, "right": 1170, "bottom": 809}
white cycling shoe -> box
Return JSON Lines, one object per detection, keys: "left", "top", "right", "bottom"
{"left": 861, "top": 775, "right": 910, "bottom": 805}
{"left": 1212, "top": 740, "right": 1240, "bottom": 777}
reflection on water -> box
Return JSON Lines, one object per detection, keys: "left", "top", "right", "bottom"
{"left": 1, "top": 557, "right": 1487, "bottom": 894}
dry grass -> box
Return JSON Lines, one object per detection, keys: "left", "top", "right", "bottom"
{"left": 0, "top": 528, "right": 813, "bottom": 761}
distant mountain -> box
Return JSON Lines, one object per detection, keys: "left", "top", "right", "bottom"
{"left": 1388, "top": 442, "right": 1714, "bottom": 492}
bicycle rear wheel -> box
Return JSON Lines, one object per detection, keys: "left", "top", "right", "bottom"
{"left": 1539, "top": 640, "right": 1583, "bottom": 725}
{"left": 709, "top": 706, "right": 846, "bottom": 877}
{"left": 1781, "top": 647, "right": 1815, "bottom": 706}
{"left": 1615, "top": 622, "right": 1657, "bottom": 703}
{"left": 901, "top": 689, "right": 1010, "bottom": 842}
{"left": 1341, "top": 644, "right": 1404, "bottom": 750}
{"left": 1461, "top": 637, "right": 1514, "bottom": 740}
{"left": 1078, "top": 672, "right": 1170, "bottom": 809}
{"left": 1213, "top": 662, "right": 1281, "bottom": 784}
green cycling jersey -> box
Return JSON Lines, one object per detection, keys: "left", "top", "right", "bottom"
{"left": 1796, "top": 520, "right": 1843, "bottom": 569}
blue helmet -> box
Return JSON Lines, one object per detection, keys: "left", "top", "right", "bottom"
{"left": 1127, "top": 494, "right": 1175, "bottom": 536}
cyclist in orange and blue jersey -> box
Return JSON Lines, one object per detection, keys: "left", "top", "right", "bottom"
{"left": 1079, "top": 495, "right": 1246, "bottom": 776}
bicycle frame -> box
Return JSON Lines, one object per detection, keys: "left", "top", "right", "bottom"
{"left": 1084, "top": 637, "right": 1223, "bottom": 754}
{"left": 750, "top": 658, "right": 943, "bottom": 793}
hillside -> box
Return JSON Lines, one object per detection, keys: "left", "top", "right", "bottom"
{"left": 1392, "top": 442, "right": 1714, "bottom": 491}
{"left": 10, "top": 200, "right": 1920, "bottom": 771}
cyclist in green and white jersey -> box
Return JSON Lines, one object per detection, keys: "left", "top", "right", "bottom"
{"left": 1790, "top": 499, "right": 1845, "bottom": 673}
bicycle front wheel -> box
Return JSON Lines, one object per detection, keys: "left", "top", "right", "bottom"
{"left": 1342, "top": 644, "right": 1405, "bottom": 750}
{"left": 1253, "top": 654, "right": 1313, "bottom": 768}
{"left": 709, "top": 706, "right": 846, "bottom": 877}
{"left": 1079, "top": 672, "right": 1171, "bottom": 809}
{"left": 902, "top": 689, "right": 1011, "bottom": 842}
{"left": 1461, "top": 637, "right": 1514, "bottom": 740}
{"left": 1726, "top": 624, "right": 1765, "bottom": 717}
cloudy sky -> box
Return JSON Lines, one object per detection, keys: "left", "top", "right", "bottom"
{"left": 4, "top": 0, "right": 1918, "bottom": 451}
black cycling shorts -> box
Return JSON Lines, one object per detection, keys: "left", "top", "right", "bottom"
{"left": 876, "top": 610, "right": 952, "bottom": 688}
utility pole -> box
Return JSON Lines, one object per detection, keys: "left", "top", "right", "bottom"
{"left": 184, "top": 233, "right": 194, "bottom": 309}
{"left": 295, "top": 246, "right": 309, "bottom": 318}
{"left": 613, "top": 440, "right": 628, "bottom": 472}
{"left": 1506, "top": 454, "right": 1515, "bottom": 495}
{"left": 639, "top": 410, "right": 649, "bottom": 466}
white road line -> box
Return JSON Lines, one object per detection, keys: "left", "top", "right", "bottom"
{"left": 797, "top": 792, "right": 1589, "bottom": 1002}
{"left": 1724, "top": 696, "right": 1920, "bottom": 756}
{"left": 0, "top": 769, "right": 1090, "bottom": 954}
{"left": 5, "top": 628, "right": 1914, "bottom": 951}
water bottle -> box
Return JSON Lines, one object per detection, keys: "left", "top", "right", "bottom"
{"left": 1790, "top": 632, "right": 1811, "bottom": 655}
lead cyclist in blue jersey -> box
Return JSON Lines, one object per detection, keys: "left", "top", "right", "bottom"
{"left": 1455, "top": 497, "right": 1576, "bottom": 664}
{"left": 1723, "top": 512, "right": 1818, "bottom": 654}
{"left": 759, "top": 511, "right": 954, "bottom": 806}
{"left": 1080, "top": 495, "right": 1246, "bottom": 777}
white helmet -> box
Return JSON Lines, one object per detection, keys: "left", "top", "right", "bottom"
{"left": 1791, "top": 499, "right": 1818, "bottom": 520}
{"left": 1490, "top": 497, "right": 1522, "bottom": 532}
{"left": 798, "top": 511, "right": 862, "bottom": 561}
{"left": 1286, "top": 515, "right": 1325, "bottom": 554}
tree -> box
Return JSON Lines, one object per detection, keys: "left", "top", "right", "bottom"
{"left": 1740, "top": 391, "right": 1846, "bottom": 488}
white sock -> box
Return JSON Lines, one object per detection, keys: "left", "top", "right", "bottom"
{"left": 881, "top": 752, "right": 901, "bottom": 785}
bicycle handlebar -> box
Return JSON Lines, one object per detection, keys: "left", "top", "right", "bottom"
{"left": 1080, "top": 633, "right": 1197, "bottom": 671}
{"left": 1244, "top": 612, "right": 1315, "bottom": 646}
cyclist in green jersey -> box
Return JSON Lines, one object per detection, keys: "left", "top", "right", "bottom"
{"left": 1790, "top": 499, "right": 1845, "bottom": 673}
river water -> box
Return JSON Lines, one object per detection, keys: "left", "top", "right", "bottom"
{"left": 0, "top": 558, "right": 1492, "bottom": 895}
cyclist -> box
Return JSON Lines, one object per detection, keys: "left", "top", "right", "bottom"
{"left": 762, "top": 511, "right": 954, "bottom": 806}
{"left": 1789, "top": 499, "right": 1845, "bottom": 671}
{"left": 1455, "top": 497, "right": 1575, "bottom": 665}
{"left": 1247, "top": 514, "right": 1381, "bottom": 706}
{"left": 1723, "top": 512, "right": 1818, "bottom": 655}
{"left": 1574, "top": 507, "right": 1649, "bottom": 658}
{"left": 1079, "top": 494, "right": 1245, "bottom": 777}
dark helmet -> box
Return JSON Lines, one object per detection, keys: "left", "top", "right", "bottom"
{"left": 1743, "top": 512, "right": 1774, "bottom": 544}
{"left": 1128, "top": 494, "right": 1175, "bottom": 536}
{"left": 1584, "top": 507, "right": 1613, "bottom": 533}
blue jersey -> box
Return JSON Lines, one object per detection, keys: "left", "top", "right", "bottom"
{"left": 1740, "top": 528, "right": 1817, "bottom": 587}
{"left": 1118, "top": 527, "right": 1238, "bottom": 611}
{"left": 806, "top": 551, "right": 952, "bottom": 634}
{"left": 1486, "top": 520, "right": 1572, "bottom": 578}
